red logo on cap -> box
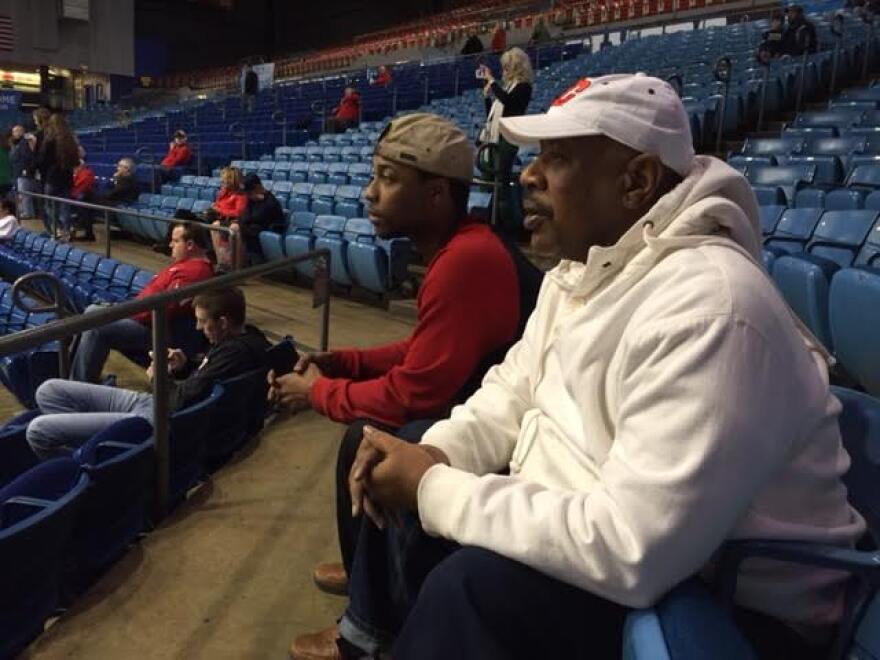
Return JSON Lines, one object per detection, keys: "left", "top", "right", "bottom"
{"left": 551, "top": 78, "right": 592, "bottom": 107}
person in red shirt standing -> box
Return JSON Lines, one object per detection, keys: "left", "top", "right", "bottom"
{"left": 71, "top": 151, "right": 97, "bottom": 241}
{"left": 372, "top": 65, "right": 392, "bottom": 87}
{"left": 70, "top": 221, "right": 215, "bottom": 382}
{"left": 207, "top": 166, "right": 247, "bottom": 271}
{"left": 490, "top": 21, "right": 507, "bottom": 52}
{"left": 271, "top": 114, "right": 541, "bottom": 659}
{"left": 326, "top": 87, "right": 361, "bottom": 134}
{"left": 159, "top": 130, "right": 193, "bottom": 183}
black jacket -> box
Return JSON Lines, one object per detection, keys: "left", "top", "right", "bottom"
{"left": 782, "top": 17, "right": 818, "bottom": 55}
{"left": 168, "top": 324, "right": 270, "bottom": 412}
{"left": 10, "top": 138, "right": 35, "bottom": 179}
{"left": 244, "top": 70, "right": 259, "bottom": 95}
{"left": 241, "top": 191, "right": 285, "bottom": 245}
{"left": 461, "top": 35, "right": 484, "bottom": 55}
{"left": 37, "top": 137, "right": 76, "bottom": 191}
{"left": 100, "top": 173, "right": 140, "bottom": 205}
{"left": 484, "top": 82, "right": 533, "bottom": 118}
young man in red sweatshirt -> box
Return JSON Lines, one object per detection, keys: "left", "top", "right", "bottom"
{"left": 70, "top": 221, "right": 215, "bottom": 382}
{"left": 269, "top": 113, "right": 541, "bottom": 659}
{"left": 160, "top": 130, "right": 193, "bottom": 169}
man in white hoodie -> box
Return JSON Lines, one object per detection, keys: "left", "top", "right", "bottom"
{"left": 301, "top": 74, "right": 865, "bottom": 660}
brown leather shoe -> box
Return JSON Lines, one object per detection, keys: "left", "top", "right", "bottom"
{"left": 289, "top": 626, "right": 341, "bottom": 660}
{"left": 313, "top": 561, "right": 348, "bottom": 596}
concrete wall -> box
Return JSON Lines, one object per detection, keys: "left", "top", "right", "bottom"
{"left": 0, "top": 0, "right": 134, "bottom": 76}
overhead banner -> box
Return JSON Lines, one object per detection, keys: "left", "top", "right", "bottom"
{"left": 0, "top": 90, "right": 21, "bottom": 110}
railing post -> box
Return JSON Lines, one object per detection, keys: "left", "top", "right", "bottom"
{"left": 313, "top": 253, "right": 331, "bottom": 351}
{"left": 272, "top": 110, "right": 288, "bottom": 146}
{"left": 151, "top": 306, "right": 170, "bottom": 519}
{"left": 136, "top": 146, "right": 156, "bottom": 194}
{"left": 104, "top": 209, "right": 112, "bottom": 258}
{"left": 714, "top": 56, "right": 732, "bottom": 155}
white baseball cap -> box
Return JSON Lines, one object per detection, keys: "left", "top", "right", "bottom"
{"left": 499, "top": 73, "right": 695, "bottom": 177}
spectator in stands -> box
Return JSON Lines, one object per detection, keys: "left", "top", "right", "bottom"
{"left": 0, "top": 130, "right": 12, "bottom": 198}
{"left": 758, "top": 12, "right": 785, "bottom": 61}
{"left": 98, "top": 157, "right": 139, "bottom": 206}
{"left": 460, "top": 27, "right": 484, "bottom": 55}
{"left": 27, "top": 287, "right": 269, "bottom": 459}
{"left": 477, "top": 47, "right": 534, "bottom": 234}
{"left": 293, "top": 74, "right": 865, "bottom": 660}
{"left": 528, "top": 17, "right": 552, "bottom": 44}
{"left": 70, "top": 221, "right": 214, "bottom": 383}
{"left": 30, "top": 107, "right": 51, "bottom": 219}
{"left": 782, "top": 4, "right": 817, "bottom": 55}
{"left": 280, "top": 113, "right": 540, "bottom": 658}
{"left": 371, "top": 65, "right": 393, "bottom": 87}
{"left": 242, "top": 64, "right": 259, "bottom": 113}
{"left": 37, "top": 113, "right": 79, "bottom": 240}
{"left": 326, "top": 87, "right": 361, "bottom": 134}
{"left": 490, "top": 22, "right": 507, "bottom": 53}
{"left": 10, "top": 124, "right": 36, "bottom": 219}
{"left": 237, "top": 173, "right": 284, "bottom": 263}
{"left": 71, "top": 149, "right": 97, "bottom": 241}
{"left": 208, "top": 166, "right": 247, "bottom": 271}
{"left": 159, "top": 129, "right": 192, "bottom": 180}
{"left": 0, "top": 197, "right": 20, "bottom": 241}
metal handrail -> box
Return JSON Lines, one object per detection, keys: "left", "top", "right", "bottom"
{"left": 0, "top": 248, "right": 332, "bottom": 518}
{"left": 17, "top": 189, "right": 237, "bottom": 268}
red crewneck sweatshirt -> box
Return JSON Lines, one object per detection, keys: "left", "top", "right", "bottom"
{"left": 309, "top": 221, "right": 520, "bottom": 427}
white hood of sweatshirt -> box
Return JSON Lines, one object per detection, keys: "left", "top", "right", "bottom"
{"left": 419, "top": 156, "right": 864, "bottom": 625}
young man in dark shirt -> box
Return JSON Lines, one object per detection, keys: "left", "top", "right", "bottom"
{"left": 27, "top": 287, "right": 269, "bottom": 459}
{"left": 237, "top": 173, "right": 285, "bottom": 257}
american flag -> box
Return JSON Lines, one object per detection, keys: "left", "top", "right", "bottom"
{"left": 0, "top": 16, "right": 13, "bottom": 52}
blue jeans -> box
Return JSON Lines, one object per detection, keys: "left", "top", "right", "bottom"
{"left": 16, "top": 177, "right": 37, "bottom": 218}
{"left": 26, "top": 379, "right": 153, "bottom": 459}
{"left": 71, "top": 305, "right": 152, "bottom": 382}
{"left": 335, "top": 419, "right": 455, "bottom": 655}
{"left": 44, "top": 182, "right": 71, "bottom": 233}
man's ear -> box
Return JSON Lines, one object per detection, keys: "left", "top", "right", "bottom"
{"left": 620, "top": 154, "right": 665, "bottom": 211}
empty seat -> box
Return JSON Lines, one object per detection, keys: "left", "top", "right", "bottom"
{"left": 334, "top": 185, "right": 364, "bottom": 218}
{"left": 312, "top": 215, "right": 351, "bottom": 286}
{"left": 848, "top": 165, "right": 880, "bottom": 189}
{"left": 830, "top": 268, "right": 880, "bottom": 396}
{"left": 758, "top": 205, "right": 785, "bottom": 236}
{"left": 747, "top": 165, "right": 815, "bottom": 205}
{"left": 764, "top": 207, "right": 823, "bottom": 254}
{"left": 0, "top": 458, "right": 90, "bottom": 659}
{"left": 772, "top": 255, "right": 837, "bottom": 349}
{"left": 310, "top": 184, "right": 338, "bottom": 215}
{"left": 740, "top": 137, "right": 803, "bottom": 158}
{"left": 853, "top": 217, "right": 880, "bottom": 267}
{"left": 824, "top": 188, "right": 864, "bottom": 210}
{"left": 805, "top": 210, "right": 879, "bottom": 268}
{"left": 284, "top": 211, "right": 319, "bottom": 279}
{"left": 344, "top": 218, "right": 412, "bottom": 294}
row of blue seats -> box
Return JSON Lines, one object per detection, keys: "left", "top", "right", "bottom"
{"left": 756, "top": 206, "right": 879, "bottom": 394}
{"left": 0, "top": 231, "right": 153, "bottom": 312}
{"left": 745, "top": 164, "right": 880, "bottom": 206}
{"left": 259, "top": 213, "right": 410, "bottom": 295}
{"left": 0, "top": 349, "right": 282, "bottom": 657}
{"left": 235, "top": 160, "right": 375, "bottom": 185}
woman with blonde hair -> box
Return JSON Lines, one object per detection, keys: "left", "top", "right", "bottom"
{"left": 476, "top": 47, "right": 534, "bottom": 234}
{"left": 37, "top": 113, "right": 80, "bottom": 238}
{"left": 208, "top": 166, "right": 247, "bottom": 271}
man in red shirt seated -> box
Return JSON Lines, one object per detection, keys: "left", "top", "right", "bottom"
{"left": 70, "top": 221, "right": 215, "bottom": 382}
{"left": 372, "top": 65, "right": 392, "bottom": 87}
{"left": 269, "top": 114, "right": 541, "bottom": 656}
{"left": 326, "top": 87, "right": 361, "bottom": 134}
{"left": 71, "top": 152, "right": 97, "bottom": 241}
{"left": 160, "top": 130, "right": 192, "bottom": 174}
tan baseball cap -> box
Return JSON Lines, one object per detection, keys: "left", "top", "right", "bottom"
{"left": 374, "top": 113, "right": 474, "bottom": 183}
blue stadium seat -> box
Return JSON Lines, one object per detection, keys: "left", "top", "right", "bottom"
{"left": 793, "top": 188, "right": 825, "bottom": 209}
{"left": 853, "top": 217, "right": 880, "bottom": 267}
{"left": 204, "top": 367, "right": 268, "bottom": 464}
{"left": 313, "top": 215, "right": 351, "bottom": 286}
{"left": 0, "top": 458, "right": 90, "bottom": 659}
{"left": 848, "top": 165, "right": 880, "bottom": 189}
{"left": 284, "top": 211, "right": 319, "bottom": 279}
{"left": 623, "top": 386, "right": 880, "bottom": 660}
{"left": 334, "top": 185, "right": 364, "bottom": 218}
{"left": 344, "top": 218, "right": 412, "bottom": 294}
{"left": 310, "top": 184, "right": 338, "bottom": 215}
{"left": 764, "top": 207, "right": 823, "bottom": 255}
{"left": 830, "top": 268, "right": 880, "bottom": 397}
{"left": 327, "top": 162, "right": 350, "bottom": 186}
{"left": 273, "top": 161, "right": 292, "bottom": 181}
{"left": 772, "top": 255, "right": 837, "bottom": 349}
{"left": 168, "top": 384, "right": 224, "bottom": 504}
{"left": 806, "top": 210, "right": 878, "bottom": 268}
{"left": 68, "top": 417, "right": 154, "bottom": 592}
{"left": 348, "top": 162, "right": 372, "bottom": 186}
{"left": 782, "top": 155, "right": 842, "bottom": 186}
{"left": 740, "top": 137, "right": 803, "bottom": 158}
{"left": 289, "top": 161, "right": 310, "bottom": 183}
{"left": 824, "top": 188, "right": 864, "bottom": 210}
{"left": 758, "top": 205, "right": 785, "bottom": 236}
{"left": 0, "top": 410, "right": 39, "bottom": 488}
{"left": 746, "top": 165, "right": 815, "bottom": 205}
{"left": 290, "top": 182, "right": 315, "bottom": 213}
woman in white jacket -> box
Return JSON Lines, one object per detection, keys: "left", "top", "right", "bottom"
{"left": 305, "top": 75, "right": 864, "bottom": 660}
